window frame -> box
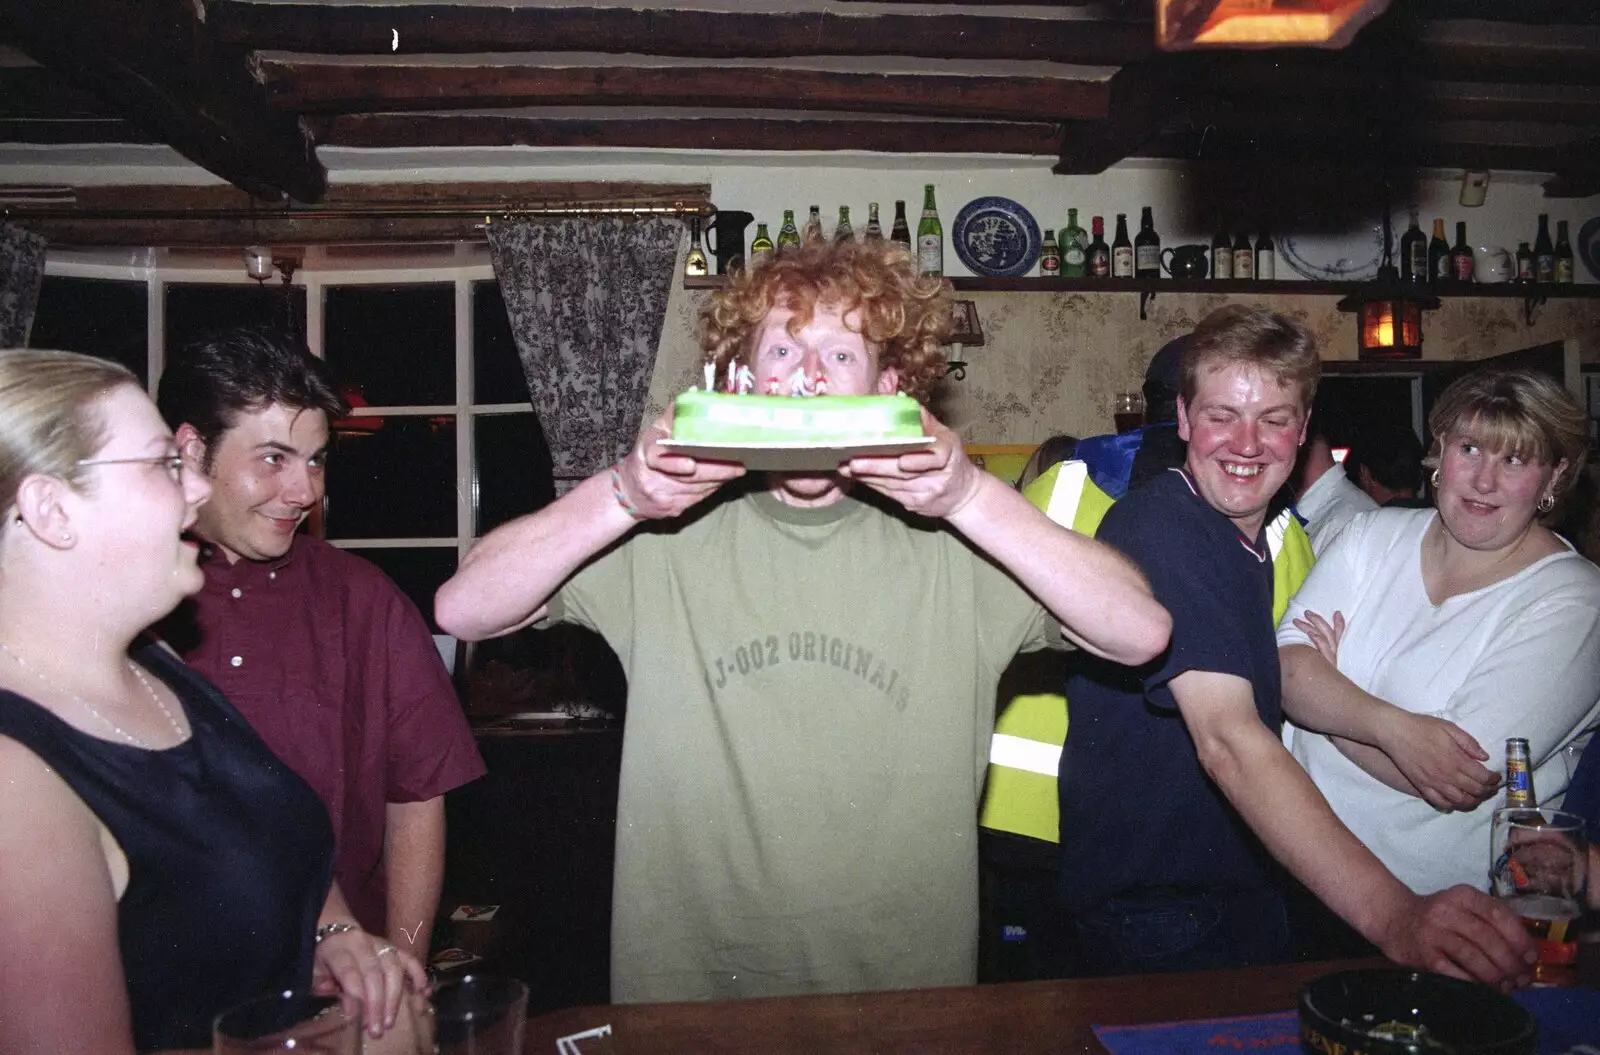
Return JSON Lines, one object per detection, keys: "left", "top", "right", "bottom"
{"left": 40, "top": 256, "right": 530, "bottom": 567}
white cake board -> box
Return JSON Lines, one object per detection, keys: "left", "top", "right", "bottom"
{"left": 658, "top": 437, "right": 934, "bottom": 472}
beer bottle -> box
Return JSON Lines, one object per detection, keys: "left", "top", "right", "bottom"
{"left": 684, "top": 216, "right": 709, "bottom": 278}
{"left": 1087, "top": 216, "right": 1110, "bottom": 277}
{"left": 834, "top": 205, "right": 854, "bottom": 244}
{"left": 802, "top": 205, "right": 824, "bottom": 244}
{"left": 1233, "top": 231, "right": 1254, "bottom": 280}
{"left": 1255, "top": 227, "right": 1276, "bottom": 281}
{"left": 1504, "top": 738, "right": 1536, "bottom": 813}
{"left": 1111, "top": 214, "right": 1133, "bottom": 278}
{"left": 750, "top": 222, "right": 775, "bottom": 266}
{"left": 863, "top": 202, "right": 884, "bottom": 242}
{"left": 890, "top": 201, "right": 912, "bottom": 251}
{"left": 1427, "top": 219, "right": 1450, "bottom": 287}
{"left": 1450, "top": 221, "right": 1474, "bottom": 282}
{"left": 1554, "top": 220, "right": 1574, "bottom": 284}
{"left": 1515, "top": 242, "right": 1533, "bottom": 283}
{"left": 1061, "top": 208, "right": 1088, "bottom": 277}
{"left": 917, "top": 184, "right": 943, "bottom": 277}
{"left": 776, "top": 210, "right": 802, "bottom": 252}
{"left": 1533, "top": 214, "right": 1555, "bottom": 283}
{"left": 1134, "top": 206, "right": 1161, "bottom": 279}
{"left": 1211, "top": 226, "right": 1232, "bottom": 280}
{"left": 1039, "top": 229, "right": 1061, "bottom": 277}
{"left": 1398, "top": 209, "right": 1427, "bottom": 284}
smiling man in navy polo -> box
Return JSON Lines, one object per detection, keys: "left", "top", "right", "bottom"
{"left": 1058, "top": 306, "right": 1535, "bottom": 988}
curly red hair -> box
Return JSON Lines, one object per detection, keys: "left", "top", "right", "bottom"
{"left": 699, "top": 238, "right": 952, "bottom": 403}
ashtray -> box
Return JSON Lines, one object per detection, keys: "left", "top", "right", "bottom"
{"left": 1299, "top": 968, "right": 1536, "bottom": 1055}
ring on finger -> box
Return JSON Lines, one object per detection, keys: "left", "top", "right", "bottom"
{"left": 376, "top": 944, "right": 397, "bottom": 957}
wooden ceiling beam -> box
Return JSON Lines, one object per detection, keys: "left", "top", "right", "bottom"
{"left": 211, "top": 2, "right": 1154, "bottom": 66}
{"left": 320, "top": 112, "right": 1061, "bottom": 156}
{"left": 0, "top": 119, "right": 153, "bottom": 144}
{"left": 0, "top": 0, "right": 326, "bottom": 202}
{"left": 255, "top": 56, "right": 1113, "bottom": 122}
{"left": 1053, "top": 64, "right": 1185, "bottom": 174}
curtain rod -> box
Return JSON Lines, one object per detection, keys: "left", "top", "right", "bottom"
{"left": 3, "top": 201, "right": 711, "bottom": 223}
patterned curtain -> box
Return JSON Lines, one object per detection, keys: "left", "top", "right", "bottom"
{"left": 0, "top": 222, "right": 46, "bottom": 348}
{"left": 487, "top": 216, "right": 682, "bottom": 490}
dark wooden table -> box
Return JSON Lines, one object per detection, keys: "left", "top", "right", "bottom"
{"left": 523, "top": 957, "right": 1382, "bottom": 1054}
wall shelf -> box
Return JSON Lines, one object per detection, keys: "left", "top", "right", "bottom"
{"left": 684, "top": 275, "right": 1600, "bottom": 298}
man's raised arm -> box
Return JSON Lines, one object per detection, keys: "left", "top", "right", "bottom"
{"left": 436, "top": 416, "right": 743, "bottom": 641}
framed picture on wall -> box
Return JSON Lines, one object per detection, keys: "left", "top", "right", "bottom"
{"left": 949, "top": 299, "right": 985, "bottom": 346}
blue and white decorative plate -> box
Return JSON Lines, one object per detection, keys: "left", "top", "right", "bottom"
{"left": 1279, "top": 218, "right": 1390, "bottom": 282}
{"left": 1576, "top": 216, "right": 1600, "bottom": 282}
{"left": 953, "top": 197, "right": 1041, "bottom": 277}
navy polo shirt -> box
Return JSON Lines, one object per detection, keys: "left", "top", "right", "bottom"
{"left": 1059, "top": 468, "right": 1283, "bottom": 912}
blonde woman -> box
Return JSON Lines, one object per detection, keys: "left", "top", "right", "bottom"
{"left": 0, "top": 350, "right": 423, "bottom": 1054}
{"left": 1281, "top": 368, "right": 1600, "bottom": 914}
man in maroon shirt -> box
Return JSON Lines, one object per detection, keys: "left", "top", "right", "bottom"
{"left": 156, "top": 326, "right": 485, "bottom": 956}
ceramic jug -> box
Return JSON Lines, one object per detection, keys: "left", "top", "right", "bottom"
{"left": 1162, "top": 244, "right": 1209, "bottom": 279}
{"left": 704, "top": 209, "right": 755, "bottom": 275}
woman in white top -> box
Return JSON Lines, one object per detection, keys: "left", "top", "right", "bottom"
{"left": 1278, "top": 367, "right": 1600, "bottom": 898}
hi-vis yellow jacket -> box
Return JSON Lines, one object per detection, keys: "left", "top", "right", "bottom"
{"left": 977, "top": 460, "right": 1316, "bottom": 844}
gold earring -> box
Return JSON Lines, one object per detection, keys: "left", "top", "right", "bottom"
{"left": 1430, "top": 468, "right": 1440, "bottom": 487}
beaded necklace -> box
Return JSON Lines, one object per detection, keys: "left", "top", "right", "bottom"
{"left": 0, "top": 641, "right": 185, "bottom": 749}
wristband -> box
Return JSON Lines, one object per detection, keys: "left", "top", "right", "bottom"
{"left": 610, "top": 464, "right": 646, "bottom": 521}
{"left": 315, "top": 921, "right": 360, "bottom": 944}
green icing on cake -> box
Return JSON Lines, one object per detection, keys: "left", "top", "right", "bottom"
{"left": 673, "top": 391, "right": 923, "bottom": 445}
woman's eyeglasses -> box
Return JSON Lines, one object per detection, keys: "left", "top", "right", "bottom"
{"left": 76, "top": 454, "right": 186, "bottom": 482}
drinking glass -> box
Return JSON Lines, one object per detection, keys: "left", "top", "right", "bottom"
{"left": 430, "top": 974, "right": 528, "bottom": 1055}
{"left": 213, "top": 990, "right": 361, "bottom": 1054}
{"left": 1489, "top": 807, "right": 1588, "bottom": 984}
{"left": 1113, "top": 392, "right": 1145, "bottom": 434}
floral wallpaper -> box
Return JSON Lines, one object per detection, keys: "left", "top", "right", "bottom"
{"left": 646, "top": 286, "right": 1599, "bottom": 445}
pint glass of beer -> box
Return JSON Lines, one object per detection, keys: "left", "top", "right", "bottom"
{"left": 1489, "top": 808, "right": 1587, "bottom": 984}
{"left": 1113, "top": 392, "right": 1145, "bottom": 433}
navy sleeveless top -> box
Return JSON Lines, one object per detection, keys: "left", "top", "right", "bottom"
{"left": 0, "top": 642, "right": 334, "bottom": 1052}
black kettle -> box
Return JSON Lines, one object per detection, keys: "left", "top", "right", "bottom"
{"left": 704, "top": 209, "right": 754, "bottom": 275}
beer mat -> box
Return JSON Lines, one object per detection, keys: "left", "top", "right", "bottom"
{"left": 449, "top": 903, "right": 501, "bottom": 921}
{"left": 1093, "top": 1011, "right": 1299, "bottom": 1055}
{"left": 1091, "top": 988, "right": 1600, "bottom": 1055}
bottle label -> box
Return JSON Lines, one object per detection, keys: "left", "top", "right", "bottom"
{"left": 1505, "top": 755, "right": 1532, "bottom": 808}
{"left": 1041, "top": 254, "right": 1060, "bottom": 276}
{"left": 1536, "top": 256, "right": 1555, "bottom": 283}
{"left": 1089, "top": 250, "right": 1110, "bottom": 278}
{"left": 1408, "top": 243, "right": 1427, "bottom": 276}
{"left": 1434, "top": 254, "right": 1450, "bottom": 279}
{"left": 1212, "top": 249, "right": 1232, "bottom": 279}
{"left": 1064, "top": 247, "right": 1086, "bottom": 267}
{"left": 1112, "top": 247, "right": 1133, "bottom": 277}
{"left": 918, "top": 234, "right": 942, "bottom": 275}
{"left": 1234, "top": 251, "right": 1253, "bottom": 279}
{"left": 1556, "top": 258, "right": 1573, "bottom": 283}
{"left": 1453, "top": 254, "right": 1474, "bottom": 282}
{"left": 1256, "top": 252, "right": 1275, "bottom": 281}
{"left": 1135, "top": 245, "right": 1160, "bottom": 272}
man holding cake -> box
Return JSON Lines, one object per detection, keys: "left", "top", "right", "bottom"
{"left": 436, "top": 238, "right": 1172, "bottom": 1004}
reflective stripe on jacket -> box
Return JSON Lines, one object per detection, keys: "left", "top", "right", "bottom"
{"left": 978, "top": 460, "right": 1314, "bottom": 844}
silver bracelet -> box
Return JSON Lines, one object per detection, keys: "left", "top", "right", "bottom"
{"left": 315, "top": 921, "right": 360, "bottom": 944}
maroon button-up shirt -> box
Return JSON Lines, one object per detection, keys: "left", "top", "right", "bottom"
{"left": 163, "top": 536, "right": 485, "bottom": 934}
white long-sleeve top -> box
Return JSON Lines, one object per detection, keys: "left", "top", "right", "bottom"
{"left": 1279, "top": 507, "right": 1600, "bottom": 894}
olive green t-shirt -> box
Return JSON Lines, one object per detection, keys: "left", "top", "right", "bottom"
{"left": 550, "top": 485, "right": 1056, "bottom": 1003}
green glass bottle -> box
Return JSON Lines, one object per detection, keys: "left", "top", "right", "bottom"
{"left": 1061, "top": 207, "right": 1088, "bottom": 277}
{"left": 750, "top": 222, "right": 775, "bottom": 267}
{"left": 776, "top": 209, "right": 802, "bottom": 252}
{"left": 917, "top": 184, "right": 943, "bottom": 277}
{"left": 834, "top": 205, "right": 854, "bottom": 243}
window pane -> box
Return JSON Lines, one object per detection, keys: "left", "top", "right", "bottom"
{"left": 324, "top": 285, "right": 454, "bottom": 406}
{"left": 31, "top": 277, "right": 149, "bottom": 383}
{"left": 166, "top": 284, "right": 307, "bottom": 356}
{"left": 338, "top": 546, "right": 456, "bottom": 634}
{"left": 325, "top": 416, "right": 456, "bottom": 539}
{"left": 476, "top": 412, "right": 553, "bottom": 534}
{"left": 472, "top": 281, "right": 530, "bottom": 404}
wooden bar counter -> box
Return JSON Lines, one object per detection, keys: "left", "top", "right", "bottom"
{"left": 524, "top": 957, "right": 1379, "bottom": 1054}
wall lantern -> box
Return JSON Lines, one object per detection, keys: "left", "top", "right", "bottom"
{"left": 244, "top": 245, "right": 275, "bottom": 283}
{"left": 1335, "top": 264, "right": 1439, "bottom": 361}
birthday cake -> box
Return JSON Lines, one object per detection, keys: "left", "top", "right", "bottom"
{"left": 672, "top": 390, "right": 924, "bottom": 446}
